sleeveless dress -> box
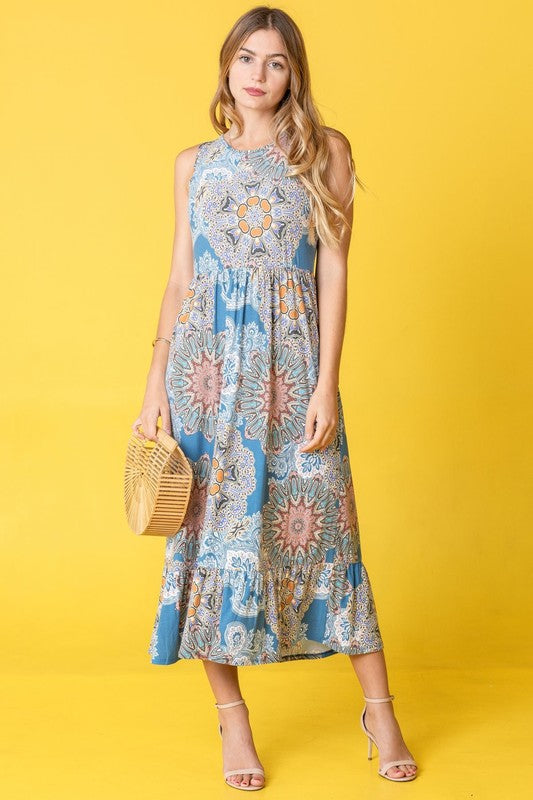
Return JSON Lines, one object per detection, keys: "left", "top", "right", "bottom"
{"left": 148, "top": 133, "right": 384, "bottom": 666}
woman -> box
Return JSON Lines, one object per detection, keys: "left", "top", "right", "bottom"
{"left": 132, "top": 5, "right": 418, "bottom": 791}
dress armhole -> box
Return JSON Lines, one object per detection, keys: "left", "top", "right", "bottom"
{"left": 187, "top": 142, "right": 205, "bottom": 204}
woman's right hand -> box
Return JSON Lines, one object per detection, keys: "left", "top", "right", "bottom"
{"left": 132, "top": 378, "right": 172, "bottom": 442}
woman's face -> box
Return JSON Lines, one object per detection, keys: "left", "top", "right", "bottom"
{"left": 227, "top": 28, "right": 290, "bottom": 113}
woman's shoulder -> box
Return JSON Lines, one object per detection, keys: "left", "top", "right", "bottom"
{"left": 173, "top": 137, "right": 220, "bottom": 185}
{"left": 175, "top": 135, "right": 220, "bottom": 164}
{"left": 174, "top": 140, "right": 206, "bottom": 170}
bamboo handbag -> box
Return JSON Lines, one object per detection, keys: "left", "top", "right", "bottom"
{"left": 124, "top": 425, "right": 193, "bottom": 536}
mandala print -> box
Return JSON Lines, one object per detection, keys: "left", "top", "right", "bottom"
{"left": 262, "top": 472, "right": 340, "bottom": 569}
{"left": 148, "top": 135, "right": 384, "bottom": 667}
{"left": 166, "top": 326, "right": 225, "bottom": 441}
{"left": 202, "top": 141, "right": 310, "bottom": 270}
{"left": 235, "top": 339, "right": 311, "bottom": 452}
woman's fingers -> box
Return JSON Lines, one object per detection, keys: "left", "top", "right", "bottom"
{"left": 299, "top": 419, "right": 337, "bottom": 452}
{"left": 298, "top": 410, "right": 317, "bottom": 452}
{"left": 142, "top": 417, "right": 159, "bottom": 441}
{"left": 131, "top": 418, "right": 145, "bottom": 440}
{"left": 131, "top": 415, "right": 159, "bottom": 441}
{"left": 300, "top": 422, "right": 324, "bottom": 451}
{"left": 298, "top": 385, "right": 339, "bottom": 453}
{"left": 133, "top": 389, "right": 172, "bottom": 441}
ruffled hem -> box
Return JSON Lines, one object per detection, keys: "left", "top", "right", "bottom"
{"left": 148, "top": 556, "right": 384, "bottom": 667}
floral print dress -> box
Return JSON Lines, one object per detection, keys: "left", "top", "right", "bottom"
{"left": 148, "top": 133, "right": 384, "bottom": 666}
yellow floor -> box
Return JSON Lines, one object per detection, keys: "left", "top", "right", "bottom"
{"left": 2, "top": 660, "right": 531, "bottom": 799}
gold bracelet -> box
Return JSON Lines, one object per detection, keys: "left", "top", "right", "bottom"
{"left": 152, "top": 336, "right": 171, "bottom": 347}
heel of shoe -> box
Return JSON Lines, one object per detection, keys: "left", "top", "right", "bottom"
{"left": 367, "top": 735, "right": 373, "bottom": 760}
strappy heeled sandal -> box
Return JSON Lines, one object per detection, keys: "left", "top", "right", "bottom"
{"left": 360, "top": 693, "right": 418, "bottom": 782}
{"left": 215, "top": 698, "right": 266, "bottom": 791}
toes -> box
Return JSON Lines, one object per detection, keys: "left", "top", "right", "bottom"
{"left": 387, "top": 766, "right": 406, "bottom": 778}
{"left": 386, "top": 763, "right": 417, "bottom": 778}
{"left": 243, "top": 771, "right": 264, "bottom": 786}
{"left": 227, "top": 770, "right": 265, "bottom": 787}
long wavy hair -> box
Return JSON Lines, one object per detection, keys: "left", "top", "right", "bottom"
{"left": 209, "top": 5, "right": 366, "bottom": 250}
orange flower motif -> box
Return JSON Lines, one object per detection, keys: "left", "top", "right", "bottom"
{"left": 177, "top": 285, "right": 197, "bottom": 324}
{"left": 279, "top": 277, "right": 306, "bottom": 320}
{"left": 236, "top": 195, "right": 274, "bottom": 242}
{"left": 280, "top": 576, "right": 296, "bottom": 611}
{"left": 209, "top": 455, "right": 225, "bottom": 496}
{"left": 187, "top": 579, "right": 202, "bottom": 618}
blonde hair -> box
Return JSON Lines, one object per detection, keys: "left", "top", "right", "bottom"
{"left": 209, "top": 5, "right": 366, "bottom": 250}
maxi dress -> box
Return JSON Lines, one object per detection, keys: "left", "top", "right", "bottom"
{"left": 148, "top": 133, "right": 384, "bottom": 666}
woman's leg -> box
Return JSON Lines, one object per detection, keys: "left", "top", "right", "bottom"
{"left": 348, "top": 649, "right": 417, "bottom": 778}
{"left": 202, "top": 659, "right": 265, "bottom": 788}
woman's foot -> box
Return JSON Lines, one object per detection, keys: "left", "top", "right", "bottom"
{"left": 217, "top": 700, "right": 265, "bottom": 788}
{"left": 363, "top": 702, "right": 417, "bottom": 779}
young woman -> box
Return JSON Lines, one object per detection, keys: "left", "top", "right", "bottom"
{"left": 132, "top": 5, "right": 418, "bottom": 791}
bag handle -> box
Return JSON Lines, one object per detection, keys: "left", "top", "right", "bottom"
{"left": 134, "top": 424, "right": 176, "bottom": 453}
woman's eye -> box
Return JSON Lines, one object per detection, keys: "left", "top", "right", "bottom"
{"left": 238, "top": 55, "right": 283, "bottom": 69}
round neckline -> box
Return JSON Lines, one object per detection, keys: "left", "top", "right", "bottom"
{"left": 220, "top": 133, "right": 274, "bottom": 153}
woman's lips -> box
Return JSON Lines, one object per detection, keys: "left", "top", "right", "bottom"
{"left": 245, "top": 87, "right": 266, "bottom": 96}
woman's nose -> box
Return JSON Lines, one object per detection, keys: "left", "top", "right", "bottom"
{"left": 251, "top": 64, "right": 266, "bottom": 81}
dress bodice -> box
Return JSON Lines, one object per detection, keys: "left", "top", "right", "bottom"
{"left": 188, "top": 134, "right": 317, "bottom": 275}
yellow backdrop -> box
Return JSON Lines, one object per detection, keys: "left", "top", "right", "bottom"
{"left": 1, "top": 2, "right": 531, "bottom": 798}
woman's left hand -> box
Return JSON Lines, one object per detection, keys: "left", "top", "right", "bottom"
{"left": 298, "top": 382, "right": 339, "bottom": 453}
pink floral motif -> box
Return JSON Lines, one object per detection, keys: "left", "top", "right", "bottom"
{"left": 180, "top": 479, "right": 208, "bottom": 545}
{"left": 235, "top": 341, "right": 310, "bottom": 451}
{"left": 262, "top": 473, "right": 339, "bottom": 568}
{"left": 167, "top": 326, "right": 225, "bottom": 440}
{"left": 337, "top": 474, "right": 361, "bottom": 563}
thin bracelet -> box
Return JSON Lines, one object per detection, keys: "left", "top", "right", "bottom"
{"left": 152, "top": 336, "right": 171, "bottom": 347}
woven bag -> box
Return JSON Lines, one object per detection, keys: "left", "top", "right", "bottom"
{"left": 124, "top": 425, "right": 193, "bottom": 536}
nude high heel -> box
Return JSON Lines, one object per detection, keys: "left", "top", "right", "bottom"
{"left": 360, "top": 694, "right": 418, "bottom": 782}
{"left": 215, "top": 698, "right": 266, "bottom": 791}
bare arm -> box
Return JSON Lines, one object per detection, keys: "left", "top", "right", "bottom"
{"left": 132, "top": 144, "right": 200, "bottom": 440}
{"left": 298, "top": 132, "right": 354, "bottom": 453}
{"left": 315, "top": 132, "right": 353, "bottom": 391}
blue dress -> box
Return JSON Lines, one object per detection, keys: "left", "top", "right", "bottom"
{"left": 148, "top": 133, "right": 384, "bottom": 666}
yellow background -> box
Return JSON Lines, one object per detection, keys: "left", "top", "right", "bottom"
{"left": 1, "top": 1, "right": 532, "bottom": 798}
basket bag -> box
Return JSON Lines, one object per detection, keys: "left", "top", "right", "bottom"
{"left": 124, "top": 425, "right": 193, "bottom": 536}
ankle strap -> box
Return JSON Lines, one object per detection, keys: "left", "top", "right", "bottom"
{"left": 363, "top": 694, "right": 395, "bottom": 703}
{"left": 214, "top": 698, "right": 246, "bottom": 709}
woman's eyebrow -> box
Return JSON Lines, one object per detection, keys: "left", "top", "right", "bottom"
{"left": 239, "top": 47, "right": 288, "bottom": 59}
